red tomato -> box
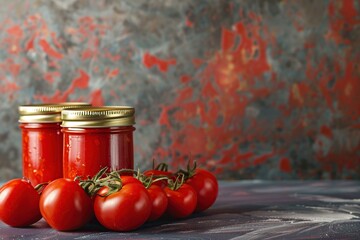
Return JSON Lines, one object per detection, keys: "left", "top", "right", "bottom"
{"left": 94, "top": 179, "right": 152, "bottom": 231}
{"left": 143, "top": 169, "right": 173, "bottom": 188}
{"left": 121, "top": 175, "right": 143, "bottom": 185}
{"left": 39, "top": 178, "right": 93, "bottom": 231}
{"left": 0, "top": 179, "right": 41, "bottom": 227}
{"left": 146, "top": 184, "right": 168, "bottom": 221}
{"left": 186, "top": 169, "right": 218, "bottom": 212}
{"left": 164, "top": 183, "right": 197, "bottom": 219}
{"left": 143, "top": 169, "right": 172, "bottom": 177}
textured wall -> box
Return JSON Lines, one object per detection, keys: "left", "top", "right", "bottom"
{"left": 0, "top": 0, "right": 359, "bottom": 180}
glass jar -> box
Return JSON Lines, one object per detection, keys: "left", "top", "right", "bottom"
{"left": 18, "top": 103, "right": 91, "bottom": 186}
{"left": 61, "top": 106, "right": 135, "bottom": 179}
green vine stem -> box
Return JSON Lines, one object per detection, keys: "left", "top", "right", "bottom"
{"left": 175, "top": 160, "right": 198, "bottom": 181}
{"left": 34, "top": 182, "right": 49, "bottom": 194}
{"left": 77, "top": 167, "right": 124, "bottom": 197}
{"left": 77, "top": 165, "right": 174, "bottom": 197}
{"left": 168, "top": 173, "right": 185, "bottom": 191}
{"left": 155, "top": 162, "right": 169, "bottom": 172}
{"left": 150, "top": 158, "right": 169, "bottom": 171}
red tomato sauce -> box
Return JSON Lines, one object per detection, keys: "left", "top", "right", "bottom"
{"left": 62, "top": 126, "right": 135, "bottom": 179}
{"left": 20, "top": 123, "right": 63, "bottom": 186}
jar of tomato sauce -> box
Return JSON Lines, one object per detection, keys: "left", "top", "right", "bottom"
{"left": 18, "top": 103, "right": 91, "bottom": 186}
{"left": 61, "top": 106, "right": 135, "bottom": 179}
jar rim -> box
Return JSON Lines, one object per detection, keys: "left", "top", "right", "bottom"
{"left": 61, "top": 106, "right": 135, "bottom": 127}
{"left": 19, "top": 102, "right": 91, "bottom": 123}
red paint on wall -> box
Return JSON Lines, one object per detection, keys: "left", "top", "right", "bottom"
{"left": 3, "top": 24, "right": 22, "bottom": 54}
{"left": 39, "top": 39, "right": 63, "bottom": 59}
{"left": 7, "top": 25, "right": 23, "bottom": 37}
{"left": 185, "top": 17, "right": 194, "bottom": 28}
{"left": 156, "top": 11, "right": 274, "bottom": 173}
{"left": 35, "top": 69, "right": 89, "bottom": 102}
{"left": 279, "top": 158, "right": 292, "bottom": 173}
{"left": 234, "top": 152, "right": 255, "bottom": 169}
{"left": 72, "top": 70, "right": 89, "bottom": 89}
{"left": 320, "top": 125, "right": 333, "bottom": 139}
{"left": 0, "top": 82, "right": 20, "bottom": 93}
{"left": 1, "top": 2, "right": 356, "bottom": 179}
{"left": 299, "top": 43, "right": 359, "bottom": 177}
{"left": 78, "top": 16, "right": 97, "bottom": 35}
{"left": 81, "top": 49, "right": 95, "bottom": 60}
{"left": 221, "top": 27, "right": 236, "bottom": 52}
{"left": 289, "top": 82, "right": 309, "bottom": 107}
{"left": 51, "top": 32, "right": 63, "bottom": 50}
{"left": 105, "top": 68, "right": 119, "bottom": 78}
{"left": 1, "top": 59, "right": 22, "bottom": 77}
{"left": 180, "top": 75, "right": 191, "bottom": 84}
{"left": 253, "top": 152, "right": 275, "bottom": 166}
{"left": 192, "top": 58, "right": 204, "bottom": 68}
{"left": 143, "top": 52, "right": 177, "bottom": 72}
{"left": 90, "top": 89, "right": 104, "bottom": 106}
{"left": 316, "top": 149, "right": 360, "bottom": 179}
{"left": 201, "top": 81, "right": 217, "bottom": 97}
{"left": 104, "top": 50, "right": 121, "bottom": 61}
{"left": 25, "top": 35, "right": 35, "bottom": 51}
{"left": 34, "top": 90, "right": 65, "bottom": 103}
{"left": 173, "top": 101, "right": 202, "bottom": 123}
{"left": 175, "top": 87, "right": 193, "bottom": 104}
{"left": 43, "top": 72, "right": 61, "bottom": 84}
{"left": 333, "top": 61, "right": 360, "bottom": 120}
{"left": 327, "top": 0, "right": 360, "bottom": 44}
{"left": 159, "top": 106, "right": 171, "bottom": 128}
{"left": 340, "top": 0, "right": 358, "bottom": 26}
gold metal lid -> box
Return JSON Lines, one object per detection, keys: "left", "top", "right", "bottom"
{"left": 61, "top": 106, "right": 135, "bottom": 128}
{"left": 19, "top": 102, "right": 91, "bottom": 123}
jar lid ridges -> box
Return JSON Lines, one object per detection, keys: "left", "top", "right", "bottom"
{"left": 19, "top": 102, "right": 91, "bottom": 123}
{"left": 61, "top": 106, "right": 135, "bottom": 127}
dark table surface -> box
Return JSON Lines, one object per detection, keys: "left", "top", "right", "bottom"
{"left": 1, "top": 180, "right": 360, "bottom": 240}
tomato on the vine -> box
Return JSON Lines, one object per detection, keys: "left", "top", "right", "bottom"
{"left": 143, "top": 162, "right": 174, "bottom": 188}
{"left": 146, "top": 184, "right": 168, "bottom": 221}
{"left": 164, "top": 181, "right": 197, "bottom": 219}
{"left": 121, "top": 175, "right": 143, "bottom": 185}
{"left": 186, "top": 168, "right": 218, "bottom": 212}
{"left": 39, "top": 178, "right": 93, "bottom": 231}
{"left": 94, "top": 176, "right": 151, "bottom": 231}
{"left": 0, "top": 179, "right": 41, "bottom": 227}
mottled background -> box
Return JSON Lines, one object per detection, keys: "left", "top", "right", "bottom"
{"left": 0, "top": 0, "right": 359, "bottom": 180}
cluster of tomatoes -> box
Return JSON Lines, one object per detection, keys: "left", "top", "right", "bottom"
{"left": 0, "top": 161, "right": 218, "bottom": 232}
